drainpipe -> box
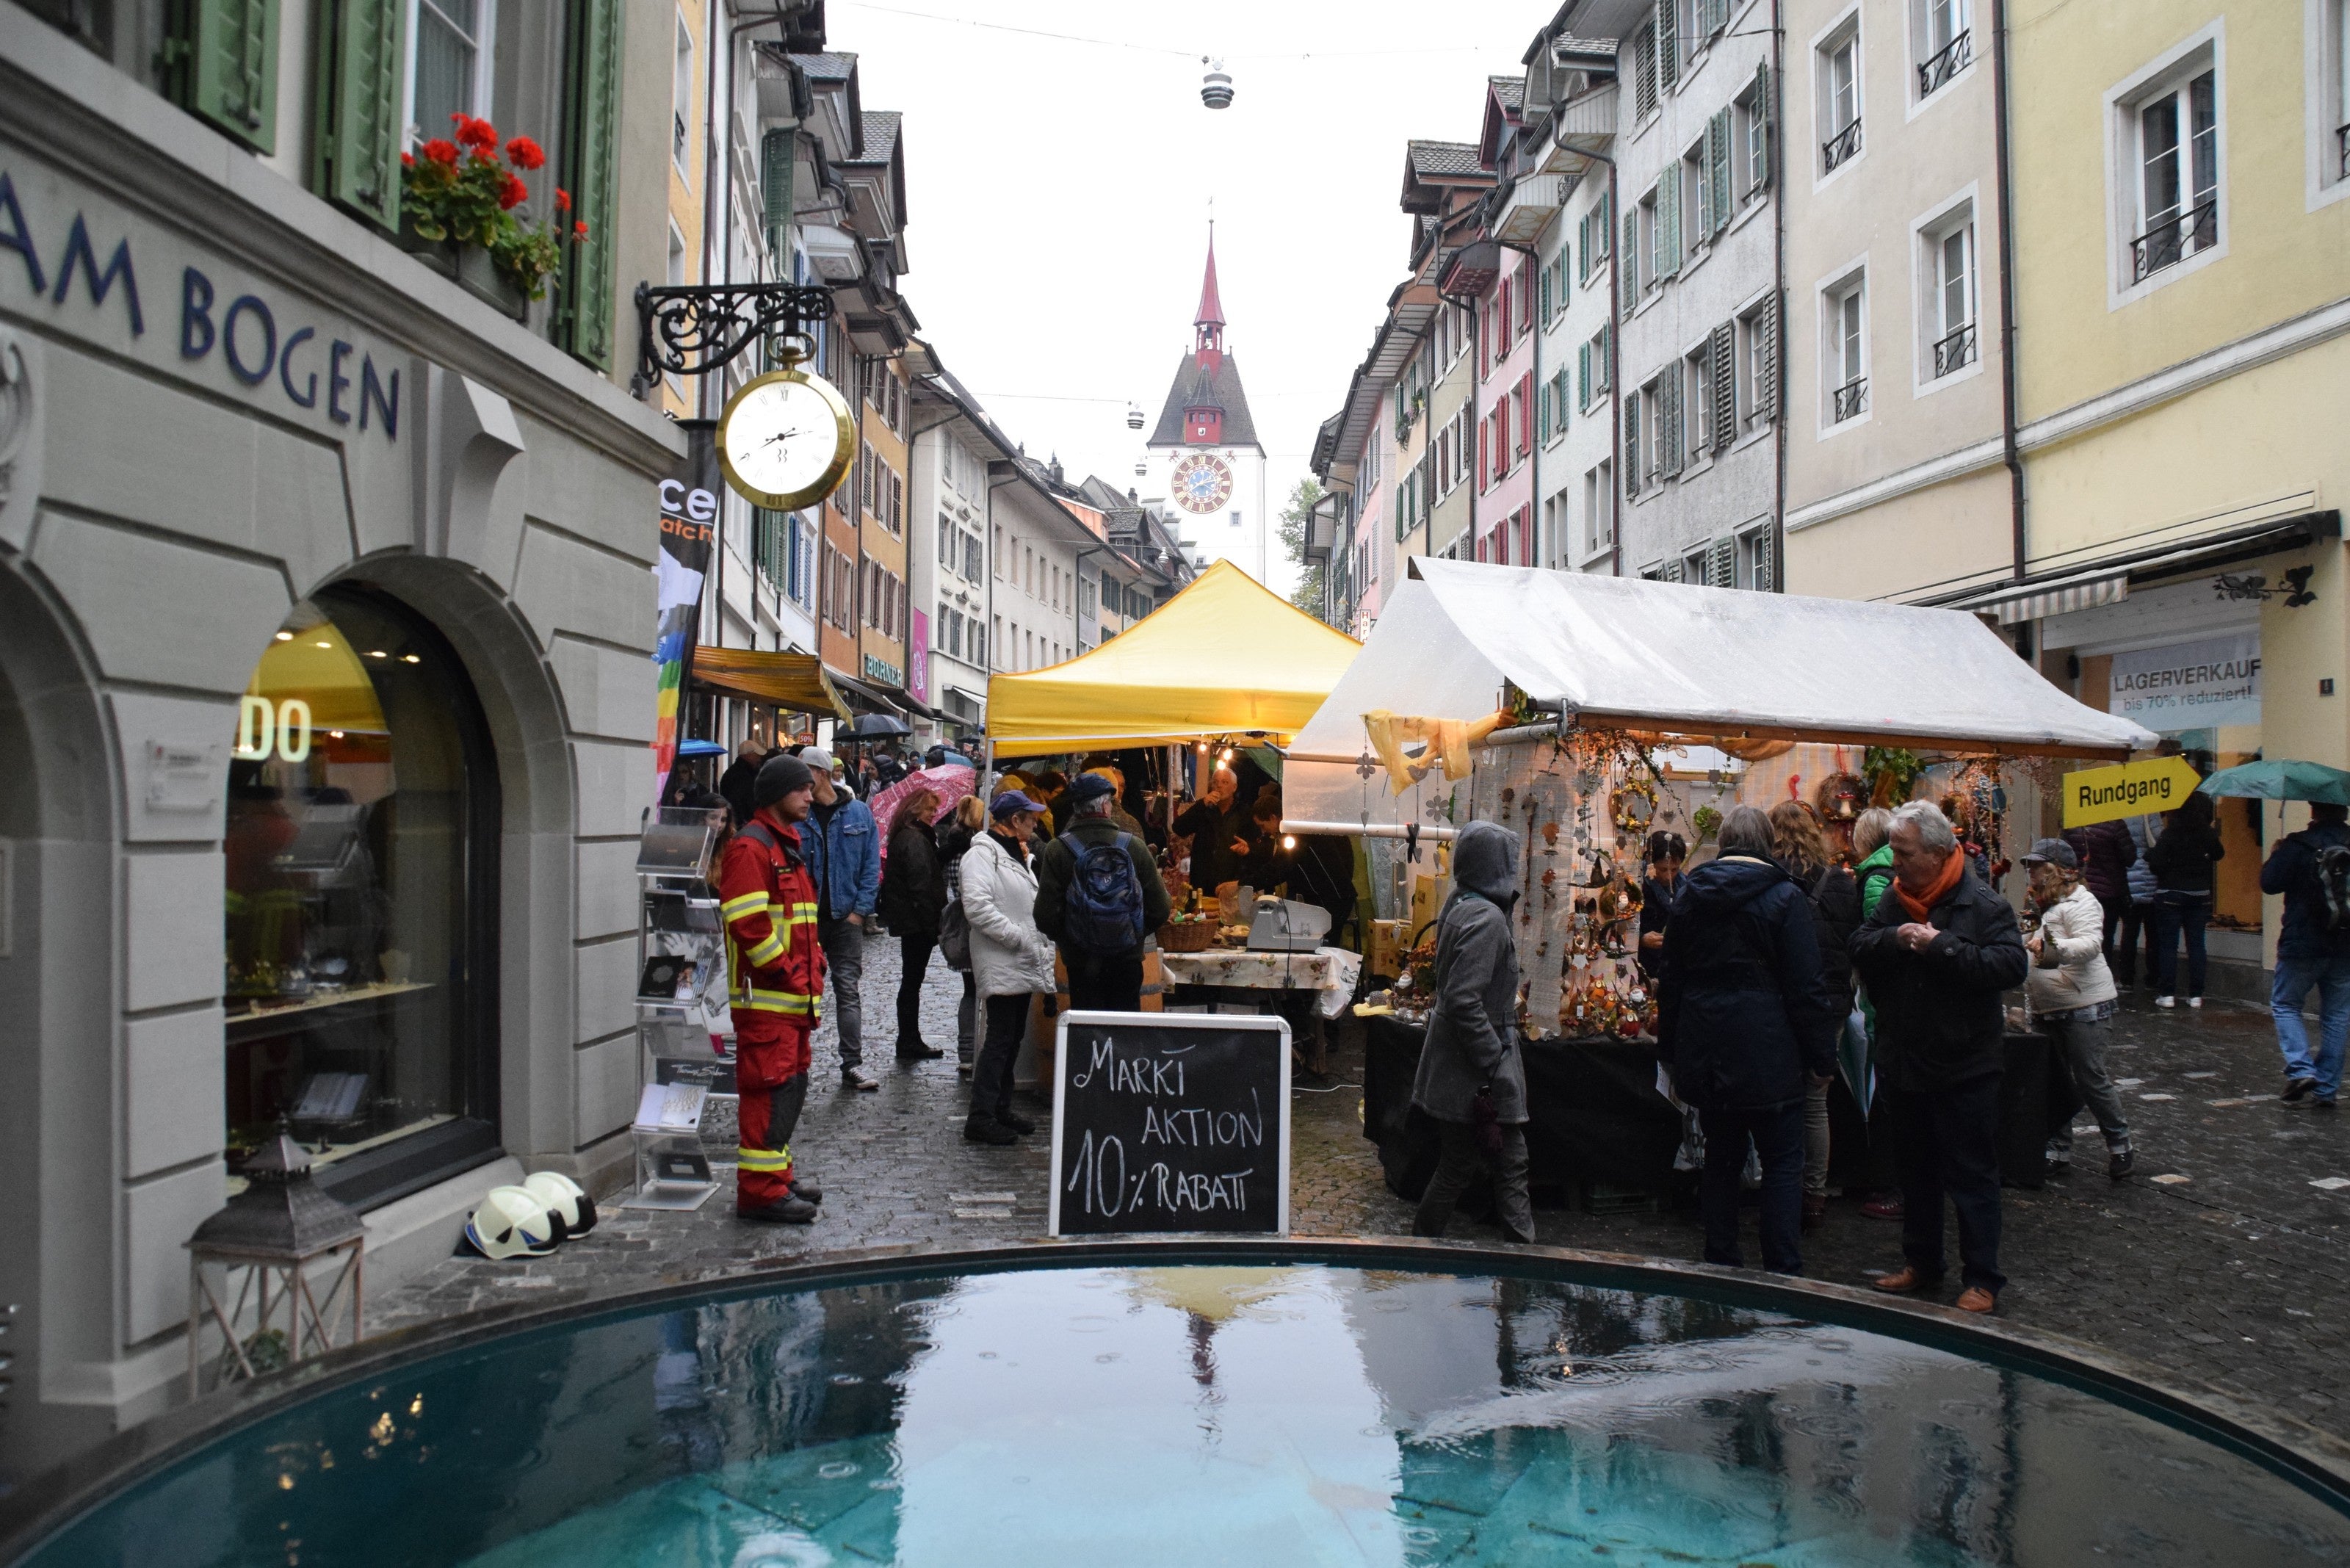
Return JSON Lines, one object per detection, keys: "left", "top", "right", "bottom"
{"left": 1771, "top": 0, "right": 1788, "bottom": 596}
{"left": 1992, "top": 0, "right": 2030, "bottom": 659}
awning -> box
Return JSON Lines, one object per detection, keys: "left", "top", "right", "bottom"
{"left": 1950, "top": 569, "right": 2129, "bottom": 625}
{"left": 984, "top": 559, "right": 1361, "bottom": 756}
{"left": 826, "top": 670, "right": 908, "bottom": 715}
{"left": 690, "top": 648, "right": 850, "bottom": 721}
{"left": 1941, "top": 509, "right": 2342, "bottom": 623}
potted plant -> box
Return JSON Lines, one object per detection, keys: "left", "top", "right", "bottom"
{"left": 398, "top": 115, "right": 582, "bottom": 322}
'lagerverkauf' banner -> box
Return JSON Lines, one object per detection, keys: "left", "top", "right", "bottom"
{"left": 653, "top": 422, "right": 719, "bottom": 803}
{"left": 2109, "top": 632, "right": 2260, "bottom": 731}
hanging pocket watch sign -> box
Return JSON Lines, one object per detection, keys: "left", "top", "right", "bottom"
{"left": 715, "top": 353, "right": 856, "bottom": 511}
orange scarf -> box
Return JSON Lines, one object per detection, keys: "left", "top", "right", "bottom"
{"left": 1893, "top": 850, "right": 1964, "bottom": 922}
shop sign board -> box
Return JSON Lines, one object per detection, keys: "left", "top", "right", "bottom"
{"left": 2061, "top": 756, "right": 2206, "bottom": 828}
{"left": 2109, "top": 632, "right": 2260, "bottom": 731}
{"left": 908, "top": 610, "right": 930, "bottom": 706}
{"left": 653, "top": 423, "right": 719, "bottom": 802}
{"left": 1049, "top": 1012, "right": 1290, "bottom": 1236}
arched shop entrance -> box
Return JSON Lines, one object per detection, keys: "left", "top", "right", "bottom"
{"left": 224, "top": 587, "right": 502, "bottom": 1207}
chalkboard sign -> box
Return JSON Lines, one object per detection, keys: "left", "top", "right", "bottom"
{"left": 1049, "top": 1011, "right": 1291, "bottom": 1236}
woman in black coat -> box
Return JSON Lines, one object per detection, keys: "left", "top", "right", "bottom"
{"left": 2145, "top": 790, "right": 2224, "bottom": 1008}
{"left": 1638, "top": 830, "right": 1687, "bottom": 981}
{"left": 878, "top": 787, "right": 950, "bottom": 1060}
{"left": 1770, "top": 802, "right": 1861, "bottom": 1232}
{"left": 1657, "top": 806, "right": 1840, "bottom": 1277}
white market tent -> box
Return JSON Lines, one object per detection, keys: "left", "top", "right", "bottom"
{"left": 1283, "top": 560, "right": 2160, "bottom": 834}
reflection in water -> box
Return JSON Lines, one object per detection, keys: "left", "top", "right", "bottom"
{"left": 26, "top": 1266, "right": 2350, "bottom": 1567}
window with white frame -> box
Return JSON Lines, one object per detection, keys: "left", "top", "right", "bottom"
{"left": 1682, "top": 346, "right": 1710, "bottom": 460}
{"left": 1584, "top": 461, "right": 1615, "bottom": 554}
{"left": 1640, "top": 186, "right": 1663, "bottom": 295}
{"left": 2326, "top": 0, "right": 2350, "bottom": 191}
{"left": 673, "top": 12, "right": 695, "bottom": 176}
{"left": 1920, "top": 206, "right": 1978, "bottom": 379}
{"left": 407, "top": 0, "right": 495, "bottom": 146}
{"left": 2119, "top": 51, "right": 2219, "bottom": 285}
{"left": 1735, "top": 73, "right": 1771, "bottom": 201}
{"left": 1738, "top": 295, "right": 1778, "bottom": 430}
{"left": 1915, "top": 0, "right": 1972, "bottom": 99}
{"left": 1818, "top": 18, "right": 1862, "bottom": 175}
{"left": 1738, "top": 525, "right": 1776, "bottom": 592}
{"left": 1822, "top": 272, "right": 1868, "bottom": 426}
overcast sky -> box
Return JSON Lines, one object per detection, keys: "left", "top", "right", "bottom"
{"left": 834, "top": 0, "right": 1542, "bottom": 592}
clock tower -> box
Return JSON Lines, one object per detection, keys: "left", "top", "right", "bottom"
{"left": 1145, "top": 235, "right": 1268, "bottom": 582}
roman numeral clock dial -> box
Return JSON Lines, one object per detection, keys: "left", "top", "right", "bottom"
{"left": 716, "top": 366, "right": 856, "bottom": 512}
{"left": 1169, "top": 452, "right": 1234, "bottom": 515}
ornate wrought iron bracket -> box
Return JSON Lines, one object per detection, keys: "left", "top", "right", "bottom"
{"left": 631, "top": 281, "right": 835, "bottom": 397}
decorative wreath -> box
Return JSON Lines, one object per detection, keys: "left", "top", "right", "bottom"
{"left": 1611, "top": 776, "right": 1657, "bottom": 836}
{"left": 1814, "top": 772, "right": 1868, "bottom": 823}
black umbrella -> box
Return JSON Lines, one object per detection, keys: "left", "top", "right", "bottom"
{"left": 842, "top": 712, "right": 912, "bottom": 740}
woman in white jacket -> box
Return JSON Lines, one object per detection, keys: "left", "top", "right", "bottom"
{"left": 961, "top": 790, "right": 1055, "bottom": 1144}
{"left": 2023, "top": 838, "right": 2134, "bottom": 1179}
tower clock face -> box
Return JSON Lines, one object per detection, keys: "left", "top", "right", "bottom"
{"left": 716, "top": 369, "right": 856, "bottom": 511}
{"left": 1169, "top": 452, "right": 1234, "bottom": 515}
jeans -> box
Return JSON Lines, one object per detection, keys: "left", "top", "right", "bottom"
{"left": 818, "top": 915, "right": 867, "bottom": 1069}
{"left": 1802, "top": 1079, "right": 1831, "bottom": 1199}
{"left": 1065, "top": 948, "right": 1145, "bottom": 1013}
{"left": 1411, "top": 1120, "right": 1535, "bottom": 1245}
{"left": 2041, "top": 1011, "right": 2130, "bottom": 1149}
{"left": 1701, "top": 1101, "right": 1806, "bottom": 1274}
{"left": 2150, "top": 892, "right": 2210, "bottom": 999}
{"left": 2115, "top": 900, "right": 2152, "bottom": 988}
{"left": 895, "top": 933, "right": 936, "bottom": 1052}
{"left": 1888, "top": 1077, "right": 2006, "bottom": 1295}
{"left": 971, "top": 992, "right": 1031, "bottom": 1124}
{"left": 957, "top": 972, "right": 977, "bottom": 1065}
{"left": 2273, "top": 950, "right": 2350, "bottom": 1100}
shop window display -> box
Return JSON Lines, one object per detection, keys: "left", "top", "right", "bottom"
{"left": 223, "top": 590, "right": 498, "bottom": 1205}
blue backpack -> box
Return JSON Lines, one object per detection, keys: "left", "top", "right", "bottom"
{"left": 1060, "top": 832, "right": 1146, "bottom": 954}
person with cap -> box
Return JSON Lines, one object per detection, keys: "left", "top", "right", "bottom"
{"left": 961, "top": 790, "right": 1057, "bottom": 1144}
{"left": 715, "top": 752, "right": 828, "bottom": 1223}
{"left": 1034, "top": 771, "right": 1171, "bottom": 1012}
{"left": 717, "top": 739, "right": 768, "bottom": 831}
{"left": 796, "top": 746, "right": 883, "bottom": 1091}
{"left": 2022, "top": 837, "right": 2134, "bottom": 1178}
{"left": 1409, "top": 820, "right": 1537, "bottom": 1246}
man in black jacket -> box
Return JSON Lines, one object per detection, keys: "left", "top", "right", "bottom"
{"left": 1034, "top": 773, "right": 1172, "bottom": 1011}
{"left": 2262, "top": 801, "right": 2350, "bottom": 1106}
{"left": 1848, "top": 800, "right": 2029, "bottom": 1314}
{"left": 717, "top": 739, "right": 767, "bottom": 828}
{"left": 1657, "top": 806, "right": 1840, "bottom": 1276}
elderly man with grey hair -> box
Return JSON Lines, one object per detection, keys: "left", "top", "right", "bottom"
{"left": 1848, "top": 800, "right": 2029, "bottom": 1315}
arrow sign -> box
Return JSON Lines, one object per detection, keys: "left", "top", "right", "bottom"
{"left": 2061, "top": 756, "right": 2204, "bottom": 828}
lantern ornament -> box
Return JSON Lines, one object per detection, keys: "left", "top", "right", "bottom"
{"left": 1200, "top": 57, "right": 1233, "bottom": 109}
{"left": 186, "top": 1121, "right": 366, "bottom": 1395}
{"left": 1126, "top": 401, "right": 1145, "bottom": 430}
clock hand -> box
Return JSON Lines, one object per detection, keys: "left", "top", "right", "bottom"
{"left": 760, "top": 430, "right": 803, "bottom": 447}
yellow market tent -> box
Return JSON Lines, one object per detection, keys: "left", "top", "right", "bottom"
{"left": 986, "top": 559, "right": 1360, "bottom": 756}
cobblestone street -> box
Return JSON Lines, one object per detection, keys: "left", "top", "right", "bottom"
{"left": 373, "top": 941, "right": 2350, "bottom": 1444}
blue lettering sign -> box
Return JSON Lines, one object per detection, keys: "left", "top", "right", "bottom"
{"left": 0, "top": 174, "right": 45, "bottom": 294}
{"left": 328, "top": 340, "right": 353, "bottom": 425}
{"left": 222, "top": 295, "right": 275, "bottom": 386}
{"left": 359, "top": 354, "right": 397, "bottom": 438}
{"left": 278, "top": 325, "right": 318, "bottom": 408}
{"left": 51, "top": 214, "right": 142, "bottom": 336}
{"left": 180, "top": 267, "right": 215, "bottom": 358}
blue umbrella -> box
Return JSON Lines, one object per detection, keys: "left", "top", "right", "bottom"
{"left": 2197, "top": 759, "right": 2350, "bottom": 806}
{"left": 674, "top": 739, "right": 727, "bottom": 759}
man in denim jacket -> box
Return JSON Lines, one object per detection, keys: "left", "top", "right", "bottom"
{"left": 798, "top": 748, "right": 883, "bottom": 1090}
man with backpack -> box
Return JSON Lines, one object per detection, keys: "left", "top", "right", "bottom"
{"left": 1034, "top": 772, "right": 1172, "bottom": 1011}
{"left": 2261, "top": 801, "right": 2350, "bottom": 1108}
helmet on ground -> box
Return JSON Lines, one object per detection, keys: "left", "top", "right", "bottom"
{"left": 522, "top": 1170, "right": 596, "bottom": 1237}
{"left": 464, "top": 1185, "right": 563, "bottom": 1260}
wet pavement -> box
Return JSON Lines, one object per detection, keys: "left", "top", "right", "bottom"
{"left": 370, "top": 939, "right": 2350, "bottom": 1442}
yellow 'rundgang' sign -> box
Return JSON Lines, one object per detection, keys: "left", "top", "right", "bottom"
{"left": 2061, "top": 756, "right": 2205, "bottom": 828}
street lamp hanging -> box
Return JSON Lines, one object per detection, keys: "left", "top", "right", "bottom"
{"left": 1200, "top": 58, "right": 1233, "bottom": 109}
{"left": 1126, "top": 402, "right": 1145, "bottom": 430}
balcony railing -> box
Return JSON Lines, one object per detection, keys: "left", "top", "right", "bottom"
{"left": 2130, "top": 198, "right": 2217, "bottom": 283}
{"left": 1831, "top": 377, "right": 1868, "bottom": 423}
{"left": 1823, "top": 118, "right": 1862, "bottom": 173}
{"left": 1931, "top": 322, "right": 1978, "bottom": 379}
{"left": 1917, "top": 30, "right": 1971, "bottom": 97}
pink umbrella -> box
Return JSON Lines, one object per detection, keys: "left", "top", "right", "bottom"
{"left": 870, "top": 764, "right": 977, "bottom": 860}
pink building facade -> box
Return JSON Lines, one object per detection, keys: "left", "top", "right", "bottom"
{"left": 1474, "top": 251, "right": 1538, "bottom": 565}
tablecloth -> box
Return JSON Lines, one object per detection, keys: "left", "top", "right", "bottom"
{"left": 1159, "top": 945, "right": 1363, "bottom": 1018}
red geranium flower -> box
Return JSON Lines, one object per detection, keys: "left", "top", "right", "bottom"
{"left": 421, "top": 138, "right": 460, "bottom": 166}
{"left": 400, "top": 151, "right": 415, "bottom": 167}
{"left": 505, "top": 136, "right": 546, "bottom": 171}
{"left": 574, "top": 220, "right": 589, "bottom": 240}
{"left": 554, "top": 187, "right": 571, "bottom": 212}
{"left": 499, "top": 173, "right": 529, "bottom": 211}
{"left": 451, "top": 113, "right": 499, "bottom": 151}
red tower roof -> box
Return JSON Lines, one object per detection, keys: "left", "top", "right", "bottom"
{"left": 1195, "top": 237, "right": 1226, "bottom": 329}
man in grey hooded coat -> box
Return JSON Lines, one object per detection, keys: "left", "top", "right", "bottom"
{"left": 1409, "top": 820, "right": 1536, "bottom": 1245}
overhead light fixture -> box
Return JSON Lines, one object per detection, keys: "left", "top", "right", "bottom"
{"left": 273, "top": 631, "right": 294, "bottom": 643}
{"left": 314, "top": 640, "right": 331, "bottom": 649}
{"left": 402, "top": 654, "right": 422, "bottom": 664}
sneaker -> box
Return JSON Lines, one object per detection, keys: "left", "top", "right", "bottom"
{"left": 1860, "top": 1196, "right": 1906, "bottom": 1221}
{"left": 842, "top": 1069, "right": 879, "bottom": 1092}
{"left": 998, "top": 1110, "right": 1038, "bottom": 1135}
{"left": 2187, "top": 997, "right": 2203, "bottom": 1010}
{"left": 2155, "top": 996, "right": 2177, "bottom": 1009}
{"left": 2285, "top": 1076, "right": 2318, "bottom": 1102}
{"left": 2107, "top": 1146, "right": 2135, "bottom": 1179}
{"left": 740, "top": 1196, "right": 820, "bottom": 1225}
{"left": 788, "top": 1173, "right": 823, "bottom": 1204}
{"left": 964, "top": 1116, "right": 1019, "bottom": 1146}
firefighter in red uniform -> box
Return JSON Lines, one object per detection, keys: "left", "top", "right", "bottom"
{"left": 717, "top": 753, "right": 827, "bottom": 1222}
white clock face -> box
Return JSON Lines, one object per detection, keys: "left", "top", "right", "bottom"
{"left": 718, "top": 372, "right": 853, "bottom": 510}
{"left": 1169, "top": 452, "right": 1234, "bottom": 515}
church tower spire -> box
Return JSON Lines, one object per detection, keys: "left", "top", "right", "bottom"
{"left": 1193, "top": 234, "right": 1225, "bottom": 368}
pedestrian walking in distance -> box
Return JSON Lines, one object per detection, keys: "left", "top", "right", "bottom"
{"left": 1658, "top": 806, "right": 1840, "bottom": 1276}
{"left": 717, "top": 737, "right": 767, "bottom": 831}
{"left": 2263, "top": 800, "right": 2350, "bottom": 1110}
{"left": 716, "top": 753, "right": 827, "bottom": 1224}
{"left": 878, "top": 785, "right": 949, "bottom": 1064}
{"left": 2022, "top": 839, "right": 2135, "bottom": 1178}
{"left": 1409, "top": 821, "right": 1536, "bottom": 1246}
{"left": 1768, "top": 801, "right": 1860, "bottom": 1234}
{"left": 1033, "top": 771, "right": 1171, "bottom": 1013}
{"left": 798, "top": 747, "right": 882, "bottom": 1090}
{"left": 1848, "top": 801, "right": 2028, "bottom": 1314}
{"left": 961, "top": 791, "right": 1055, "bottom": 1145}
{"left": 939, "top": 794, "right": 987, "bottom": 1076}
{"left": 2146, "top": 791, "right": 2224, "bottom": 1008}
{"left": 2064, "top": 816, "right": 2136, "bottom": 967}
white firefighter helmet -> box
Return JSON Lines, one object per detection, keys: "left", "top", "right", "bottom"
{"left": 522, "top": 1170, "right": 596, "bottom": 1237}
{"left": 464, "top": 1185, "right": 563, "bottom": 1260}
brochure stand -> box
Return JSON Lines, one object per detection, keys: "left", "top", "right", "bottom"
{"left": 634, "top": 806, "right": 736, "bottom": 1097}
{"left": 619, "top": 1083, "right": 719, "bottom": 1212}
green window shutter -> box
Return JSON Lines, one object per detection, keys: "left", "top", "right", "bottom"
{"left": 1623, "top": 397, "right": 1641, "bottom": 495}
{"left": 1657, "top": 2, "right": 1677, "bottom": 91}
{"left": 1709, "top": 322, "right": 1736, "bottom": 450}
{"left": 1620, "top": 212, "right": 1638, "bottom": 311}
{"left": 1660, "top": 371, "right": 1681, "bottom": 475}
{"left": 1757, "top": 292, "right": 1780, "bottom": 422}
{"left": 1578, "top": 341, "right": 1591, "bottom": 408}
{"left": 1709, "top": 109, "right": 1732, "bottom": 233}
{"left": 1707, "top": 535, "right": 1735, "bottom": 588}
{"left": 558, "top": 0, "right": 623, "bottom": 367}
{"left": 762, "top": 129, "right": 795, "bottom": 269}
{"left": 1659, "top": 165, "right": 1681, "bottom": 278}
{"left": 165, "top": 0, "right": 281, "bottom": 153}
{"left": 313, "top": 0, "right": 404, "bottom": 231}
{"left": 1755, "top": 62, "right": 1774, "bottom": 191}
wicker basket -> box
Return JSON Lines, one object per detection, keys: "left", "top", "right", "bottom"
{"left": 1157, "top": 920, "right": 1218, "bottom": 953}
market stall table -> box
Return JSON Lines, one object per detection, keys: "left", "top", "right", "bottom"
{"left": 1158, "top": 945, "right": 1362, "bottom": 1072}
